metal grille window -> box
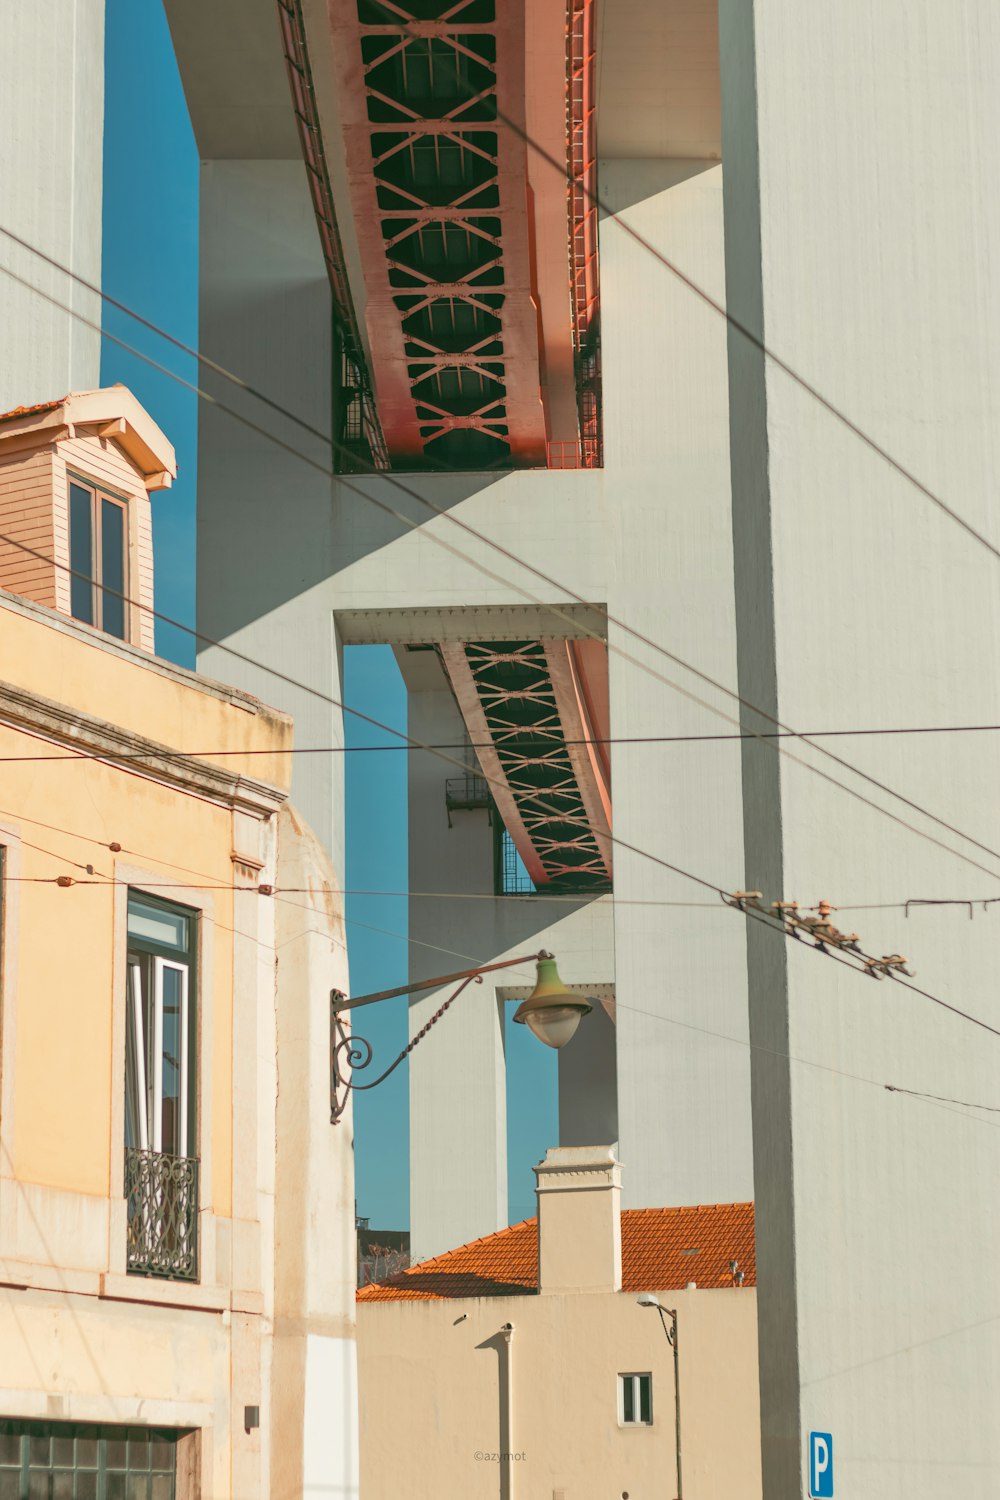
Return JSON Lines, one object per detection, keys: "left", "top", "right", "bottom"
{"left": 0, "top": 1422, "right": 178, "bottom": 1500}
{"left": 68, "top": 479, "right": 128, "bottom": 641}
{"left": 124, "top": 893, "right": 198, "bottom": 1281}
{"left": 619, "top": 1373, "right": 653, "bottom": 1426}
{"left": 494, "top": 823, "right": 535, "bottom": 896}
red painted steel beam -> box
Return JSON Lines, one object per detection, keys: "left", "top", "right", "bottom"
{"left": 324, "top": 0, "right": 561, "bottom": 468}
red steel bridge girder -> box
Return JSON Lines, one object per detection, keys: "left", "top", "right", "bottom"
{"left": 325, "top": 0, "right": 581, "bottom": 470}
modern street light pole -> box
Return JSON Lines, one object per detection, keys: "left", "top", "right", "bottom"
{"left": 638, "top": 1293, "right": 683, "bottom": 1500}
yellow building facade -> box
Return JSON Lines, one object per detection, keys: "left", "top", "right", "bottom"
{"left": 0, "top": 392, "right": 358, "bottom": 1500}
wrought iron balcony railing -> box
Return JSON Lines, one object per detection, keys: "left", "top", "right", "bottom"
{"left": 124, "top": 1147, "right": 199, "bottom": 1282}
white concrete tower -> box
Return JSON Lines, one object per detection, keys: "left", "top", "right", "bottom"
{"left": 0, "top": 0, "right": 105, "bottom": 410}
{"left": 169, "top": 3, "right": 1000, "bottom": 1491}
{"left": 168, "top": 0, "right": 754, "bottom": 1266}
{"left": 719, "top": 3, "right": 1000, "bottom": 1495}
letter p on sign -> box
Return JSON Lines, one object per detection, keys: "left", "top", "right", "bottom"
{"left": 809, "top": 1431, "right": 833, "bottom": 1497}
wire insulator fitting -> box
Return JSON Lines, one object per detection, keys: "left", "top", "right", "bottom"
{"left": 724, "top": 890, "right": 763, "bottom": 911}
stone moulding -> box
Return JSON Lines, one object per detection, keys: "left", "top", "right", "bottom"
{"left": 0, "top": 678, "right": 288, "bottom": 819}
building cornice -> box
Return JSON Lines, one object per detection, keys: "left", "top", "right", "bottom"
{"left": 0, "top": 678, "right": 288, "bottom": 819}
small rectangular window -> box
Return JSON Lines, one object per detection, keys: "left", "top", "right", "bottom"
{"left": 619, "top": 1373, "right": 653, "bottom": 1426}
{"left": 68, "top": 477, "right": 128, "bottom": 640}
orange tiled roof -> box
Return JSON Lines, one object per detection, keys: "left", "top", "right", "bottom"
{"left": 0, "top": 398, "right": 65, "bottom": 425}
{"left": 357, "top": 1202, "right": 755, "bottom": 1302}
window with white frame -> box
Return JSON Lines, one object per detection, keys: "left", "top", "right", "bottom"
{"left": 124, "top": 892, "right": 199, "bottom": 1281}
{"left": 619, "top": 1372, "right": 653, "bottom": 1426}
{"left": 125, "top": 893, "right": 195, "bottom": 1158}
{"left": 69, "top": 476, "right": 129, "bottom": 640}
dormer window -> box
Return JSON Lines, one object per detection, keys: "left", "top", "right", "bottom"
{"left": 0, "top": 388, "right": 175, "bottom": 654}
{"left": 69, "top": 478, "right": 129, "bottom": 639}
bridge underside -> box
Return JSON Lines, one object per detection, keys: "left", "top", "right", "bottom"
{"left": 440, "top": 636, "right": 612, "bottom": 890}
{"left": 297, "top": 0, "right": 600, "bottom": 472}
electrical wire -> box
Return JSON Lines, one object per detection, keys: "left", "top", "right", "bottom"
{"left": 10, "top": 805, "right": 1000, "bottom": 1120}
{"left": 10, "top": 806, "right": 1000, "bottom": 1046}
{"left": 5, "top": 518, "right": 1000, "bottom": 899}
{"left": 5, "top": 721, "right": 1000, "bottom": 763}
{"left": 3, "top": 247, "right": 1000, "bottom": 888}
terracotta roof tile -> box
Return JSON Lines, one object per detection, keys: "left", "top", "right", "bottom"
{"left": 357, "top": 1202, "right": 755, "bottom": 1302}
{"left": 0, "top": 398, "right": 65, "bottom": 425}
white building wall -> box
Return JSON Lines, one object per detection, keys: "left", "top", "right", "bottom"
{"left": 720, "top": 3, "right": 1000, "bottom": 1494}
{"left": 0, "top": 0, "right": 104, "bottom": 410}
{"left": 187, "top": 55, "right": 756, "bottom": 1253}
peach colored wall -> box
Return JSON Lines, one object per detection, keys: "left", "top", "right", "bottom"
{"left": 0, "top": 447, "right": 57, "bottom": 608}
{"left": 0, "top": 724, "right": 237, "bottom": 1203}
{"left": 358, "top": 1285, "right": 762, "bottom": 1500}
{"left": 0, "top": 597, "right": 293, "bottom": 788}
{"left": 0, "top": 595, "right": 291, "bottom": 1221}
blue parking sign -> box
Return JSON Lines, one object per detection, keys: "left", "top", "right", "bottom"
{"left": 809, "top": 1432, "right": 833, "bottom": 1497}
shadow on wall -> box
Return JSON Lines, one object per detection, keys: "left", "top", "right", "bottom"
{"left": 197, "top": 366, "right": 508, "bottom": 643}
{"left": 597, "top": 156, "right": 720, "bottom": 216}
{"left": 476, "top": 1328, "right": 516, "bottom": 1500}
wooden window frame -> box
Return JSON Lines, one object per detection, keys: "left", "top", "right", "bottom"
{"left": 67, "top": 472, "right": 130, "bottom": 641}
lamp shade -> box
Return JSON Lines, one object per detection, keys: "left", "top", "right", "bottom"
{"left": 512, "top": 955, "right": 592, "bottom": 1049}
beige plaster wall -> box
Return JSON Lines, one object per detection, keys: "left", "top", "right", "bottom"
{"left": 0, "top": 721, "right": 240, "bottom": 1208}
{"left": 358, "top": 1286, "right": 761, "bottom": 1500}
{"left": 0, "top": 600, "right": 285, "bottom": 1496}
{"left": 0, "top": 591, "right": 293, "bottom": 787}
{"left": 0, "top": 597, "right": 358, "bottom": 1498}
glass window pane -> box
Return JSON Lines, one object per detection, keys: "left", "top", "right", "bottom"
{"left": 75, "top": 1474, "right": 97, "bottom": 1500}
{"left": 105, "top": 1431, "right": 127, "bottom": 1471}
{"left": 69, "top": 483, "right": 94, "bottom": 624}
{"left": 148, "top": 1440, "right": 172, "bottom": 1473}
{"left": 28, "top": 1475, "right": 47, "bottom": 1500}
{"left": 127, "top": 898, "right": 189, "bottom": 955}
{"left": 126, "top": 1436, "right": 151, "bottom": 1471}
{"left": 28, "top": 1435, "right": 50, "bottom": 1467}
{"left": 52, "top": 1473, "right": 72, "bottom": 1500}
{"left": 0, "top": 1433, "right": 20, "bottom": 1466}
{"left": 106, "top": 1474, "right": 125, "bottom": 1500}
{"left": 150, "top": 1477, "right": 171, "bottom": 1500}
{"left": 639, "top": 1375, "right": 651, "bottom": 1423}
{"left": 126, "top": 1476, "right": 148, "bottom": 1500}
{"left": 100, "top": 499, "right": 126, "bottom": 639}
{"left": 622, "top": 1376, "right": 634, "bottom": 1423}
{"left": 0, "top": 1472, "right": 19, "bottom": 1500}
{"left": 50, "top": 1440, "right": 72, "bottom": 1468}
{"left": 74, "top": 1438, "right": 97, "bottom": 1470}
{"left": 160, "top": 967, "right": 185, "bottom": 1154}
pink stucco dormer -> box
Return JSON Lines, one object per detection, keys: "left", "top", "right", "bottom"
{"left": 0, "top": 387, "right": 176, "bottom": 653}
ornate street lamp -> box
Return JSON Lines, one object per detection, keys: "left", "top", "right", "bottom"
{"left": 330, "top": 951, "right": 591, "bottom": 1123}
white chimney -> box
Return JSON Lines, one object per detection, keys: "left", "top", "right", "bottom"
{"left": 534, "top": 1145, "right": 622, "bottom": 1294}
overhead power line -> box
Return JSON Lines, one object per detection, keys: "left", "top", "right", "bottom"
{"left": 15, "top": 827, "right": 1000, "bottom": 1128}
{"left": 3, "top": 239, "right": 1000, "bottom": 888}
{"left": 9, "top": 792, "right": 1000, "bottom": 1048}
{"left": 5, "top": 721, "right": 1000, "bottom": 764}
{"left": 5, "top": 515, "right": 1000, "bottom": 901}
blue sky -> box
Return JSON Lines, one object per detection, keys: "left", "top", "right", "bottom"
{"left": 101, "top": 0, "right": 555, "bottom": 1232}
